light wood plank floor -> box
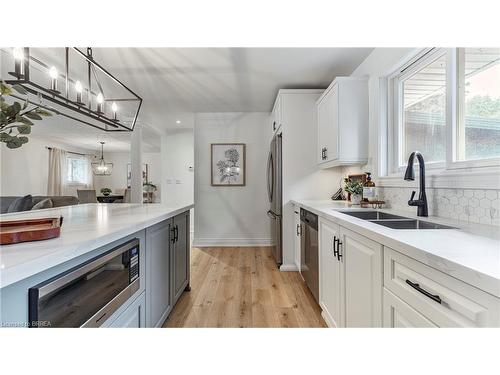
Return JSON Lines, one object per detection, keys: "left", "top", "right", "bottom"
{"left": 164, "top": 247, "right": 326, "bottom": 328}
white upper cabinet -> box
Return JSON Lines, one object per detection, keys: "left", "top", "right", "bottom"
{"left": 271, "top": 94, "right": 282, "bottom": 134}
{"left": 317, "top": 77, "right": 368, "bottom": 168}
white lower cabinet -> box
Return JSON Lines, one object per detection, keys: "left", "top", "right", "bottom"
{"left": 341, "top": 226, "right": 383, "bottom": 327}
{"left": 319, "top": 219, "right": 383, "bottom": 327}
{"left": 319, "top": 219, "right": 342, "bottom": 327}
{"left": 109, "top": 292, "right": 146, "bottom": 328}
{"left": 383, "top": 288, "right": 437, "bottom": 327}
{"left": 384, "top": 247, "right": 500, "bottom": 327}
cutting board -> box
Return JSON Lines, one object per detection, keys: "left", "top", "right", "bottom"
{"left": 0, "top": 217, "right": 63, "bottom": 245}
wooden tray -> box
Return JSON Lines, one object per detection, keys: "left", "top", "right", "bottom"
{"left": 0, "top": 217, "right": 63, "bottom": 245}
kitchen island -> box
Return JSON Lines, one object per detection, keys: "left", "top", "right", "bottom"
{"left": 0, "top": 203, "right": 193, "bottom": 328}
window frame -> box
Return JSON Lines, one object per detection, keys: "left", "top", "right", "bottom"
{"left": 387, "top": 47, "right": 500, "bottom": 178}
{"left": 65, "top": 154, "right": 90, "bottom": 186}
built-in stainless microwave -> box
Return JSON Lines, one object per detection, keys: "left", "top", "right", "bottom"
{"left": 28, "top": 238, "right": 140, "bottom": 328}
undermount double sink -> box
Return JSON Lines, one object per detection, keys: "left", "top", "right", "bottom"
{"left": 339, "top": 210, "right": 456, "bottom": 230}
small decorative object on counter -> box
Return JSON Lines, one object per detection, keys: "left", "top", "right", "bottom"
{"left": 331, "top": 187, "right": 346, "bottom": 201}
{"left": 0, "top": 216, "right": 63, "bottom": 245}
{"left": 363, "top": 172, "right": 377, "bottom": 202}
{"left": 100, "top": 187, "right": 112, "bottom": 197}
{"left": 344, "top": 178, "right": 363, "bottom": 205}
{"left": 360, "top": 200, "right": 386, "bottom": 209}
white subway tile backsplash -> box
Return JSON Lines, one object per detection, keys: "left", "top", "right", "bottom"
{"left": 377, "top": 187, "right": 500, "bottom": 226}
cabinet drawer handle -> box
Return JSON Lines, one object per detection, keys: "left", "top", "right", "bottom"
{"left": 296, "top": 224, "right": 301, "bottom": 236}
{"left": 336, "top": 239, "right": 342, "bottom": 261}
{"left": 333, "top": 236, "right": 338, "bottom": 257}
{"left": 405, "top": 279, "right": 442, "bottom": 304}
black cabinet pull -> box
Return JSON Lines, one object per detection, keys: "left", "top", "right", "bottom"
{"left": 405, "top": 279, "right": 442, "bottom": 304}
{"left": 333, "top": 236, "right": 338, "bottom": 257}
{"left": 336, "top": 238, "right": 342, "bottom": 261}
{"left": 170, "top": 226, "right": 176, "bottom": 243}
{"left": 273, "top": 121, "right": 276, "bottom": 131}
{"left": 174, "top": 225, "right": 179, "bottom": 243}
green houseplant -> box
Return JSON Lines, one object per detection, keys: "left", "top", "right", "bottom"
{"left": 0, "top": 80, "right": 53, "bottom": 149}
{"left": 344, "top": 178, "right": 363, "bottom": 205}
{"left": 100, "top": 187, "right": 112, "bottom": 196}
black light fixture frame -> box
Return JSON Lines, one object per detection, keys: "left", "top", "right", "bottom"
{"left": 4, "top": 47, "right": 142, "bottom": 132}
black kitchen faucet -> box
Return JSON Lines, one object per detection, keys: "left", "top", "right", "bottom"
{"left": 404, "top": 151, "right": 428, "bottom": 217}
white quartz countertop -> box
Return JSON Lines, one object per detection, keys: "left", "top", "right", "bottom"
{"left": 0, "top": 203, "right": 194, "bottom": 288}
{"left": 291, "top": 200, "right": 500, "bottom": 298}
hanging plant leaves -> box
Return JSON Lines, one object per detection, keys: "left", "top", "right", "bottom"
{"left": 22, "top": 98, "right": 29, "bottom": 110}
{"left": 24, "top": 112, "right": 43, "bottom": 121}
{"left": 0, "top": 81, "right": 12, "bottom": 95}
{"left": 19, "top": 136, "right": 28, "bottom": 144}
{"left": 12, "top": 84, "right": 28, "bottom": 95}
{"left": 17, "top": 125, "right": 31, "bottom": 134}
{"left": 6, "top": 137, "right": 22, "bottom": 149}
{"left": 34, "top": 108, "right": 53, "bottom": 116}
{"left": 15, "top": 115, "right": 33, "bottom": 125}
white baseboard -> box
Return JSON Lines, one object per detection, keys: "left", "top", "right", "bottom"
{"left": 279, "top": 263, "right": 299, "bottom": 271}
{"left": 193, "top": 238, "right": 273, "bottom": 247}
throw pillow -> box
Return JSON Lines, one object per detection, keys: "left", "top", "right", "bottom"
{"left": 7, "top": 195, "right": 33, "bottom": 213}
{"left": 31, "top": 198, "right": 54, "bottom": 210}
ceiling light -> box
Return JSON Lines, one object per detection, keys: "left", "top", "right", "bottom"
{"left": 96, "top": 93, "right": 104, "bottom": 114}
{"left": 92, "top": 142, "right": 113, "bottom": 176}
{"left": 5, "top": 47, "right": 142, "bottom": 132}
{"left": 112, "top": 102, "right": 118, "bottom": 121}
{"left": 49, "top": 66, "right": 58, "bottom": 92}
{"left": 176, "top": 120, "right": 181, "bottom": 124}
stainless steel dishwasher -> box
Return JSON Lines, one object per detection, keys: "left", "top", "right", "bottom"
{"left": 300, "top": 208, "right": 319, "bottom": 303}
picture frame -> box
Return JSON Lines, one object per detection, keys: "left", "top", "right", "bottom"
{"left": 211, "top": 143, "right": 246, "bottom": 186}
{"left": 127, "top": 163, "right": 148, "bottom": 188}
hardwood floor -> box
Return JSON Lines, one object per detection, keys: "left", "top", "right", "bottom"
{"left": 164, "top": 246, "right": 326, "bottom": 328}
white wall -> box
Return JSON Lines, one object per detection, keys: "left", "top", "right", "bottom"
{"left": 193, "top": 112, "right": 271, "bottom": 246}
{"left": 0, "top": 136, "right": 93, "bottom": 197}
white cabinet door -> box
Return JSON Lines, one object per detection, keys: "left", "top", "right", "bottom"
{"left": 383, "top": 288, "right": 437, "bottom": 328}
{"left": 294, "top": 207, "right": 301, "bottom": 271}
{"left": 319, "top": 219, "right": 342, "bottom": 327}
{"left": 109, "top": 292, "right": 146, "bottom": 328}
{"left": 317, "top": 84, "right": 338, "bottom": 164}
{"left": 340, "top": 226, "right": 383, "bottom": 327}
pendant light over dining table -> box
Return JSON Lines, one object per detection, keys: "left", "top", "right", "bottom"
{"left": 92, "top": 142, "right": 113, "bottom": 175}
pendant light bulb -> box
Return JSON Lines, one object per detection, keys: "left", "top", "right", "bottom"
{"left": 112, "top": 102, "right": 118, "bottom": 112}
{"left": 96, "top": 93, "right": 104, "bottom": 104}
{"left": 49, "top": 66, "right": 58, "bottom": 79}
{"left": 12, "top": 48, "right": 24, "bottom": 61}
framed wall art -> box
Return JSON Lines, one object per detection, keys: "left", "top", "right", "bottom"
{"left": 211, "top": 143, "right": 246, "bottom": 186}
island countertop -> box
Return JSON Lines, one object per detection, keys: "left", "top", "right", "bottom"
{"left": 0, "top": 203, "right": 194, "bottom": 288}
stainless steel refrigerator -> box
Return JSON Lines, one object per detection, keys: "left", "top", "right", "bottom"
{"left": 267, "top": 132, "right": 282, "bottom": 266}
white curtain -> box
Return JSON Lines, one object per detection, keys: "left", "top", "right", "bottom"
{"left": 47, "top": 147, "right": 67, "bottom": 196}
{"left": 85, "top": 154, "right": 94, "bottom": 189}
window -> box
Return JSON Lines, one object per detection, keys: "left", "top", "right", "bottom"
{"left": 389, "top": 48, "right": 500, "bottom": 174}
{"left": 66, "top": 155, "right": 90, "bottom": 184}
{"left": 457, "top": 48, "right": 500, "bottom": 161}
{"left": 400, "top": 52, "right": 446, "bottom": 166}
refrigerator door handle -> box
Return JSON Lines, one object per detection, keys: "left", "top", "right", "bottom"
{"left": 267, "top": 210, "right": 276, "bottom": 219}
{"left": 266, "top": 151, "right": 274, "bottom": 203}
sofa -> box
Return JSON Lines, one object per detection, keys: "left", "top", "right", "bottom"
{"left": 0, "top": 196, "right": 80, "bottom": 214}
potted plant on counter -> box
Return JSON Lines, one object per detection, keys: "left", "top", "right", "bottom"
{"left": 344, "top": 178, "right": 363, "bottom": 205}
{"left": 100, "top": 187, "right": 112, "bottom": 197}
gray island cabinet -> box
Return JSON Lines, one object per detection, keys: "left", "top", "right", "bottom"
{"left": 0, "top": 204, "right": 192, "bottom": 328}
{"left": 145, "top": 210, "right": 190, "bottom": 328}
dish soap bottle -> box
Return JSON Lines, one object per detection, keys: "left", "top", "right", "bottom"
{"left": 363, "top": 172, "right": 376, "bottom": 202}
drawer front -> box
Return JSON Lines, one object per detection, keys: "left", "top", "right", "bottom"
{"left": 384, "top": 247, "right": 500, "bottom": 327}
{"left": 383, "top": 288, "right": 437, "bottom": 328}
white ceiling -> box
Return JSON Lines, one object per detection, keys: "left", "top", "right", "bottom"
{"left": 2, "top": 47, "right": 373, "bottom": 150}
{"left": 91, "top": 48, "right": 373, "bottom": 129}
